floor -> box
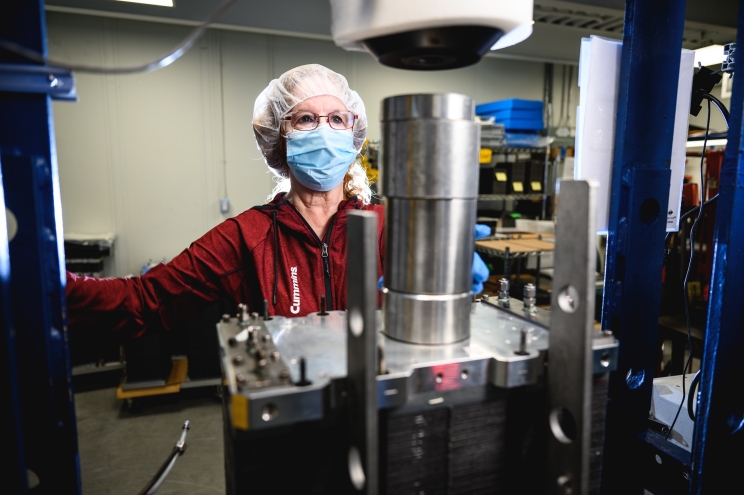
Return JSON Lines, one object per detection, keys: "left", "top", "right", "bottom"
{"left": 74, "top": 386, "right": 225, "bottom": 494}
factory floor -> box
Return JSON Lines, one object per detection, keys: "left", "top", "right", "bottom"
{"left": 74, "top": 386, "right": 225, "bottom": 494}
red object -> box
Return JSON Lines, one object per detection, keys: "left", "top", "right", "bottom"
{"left": 66, "top": 195, "right": 384, "bottom": 340}
{"left": 682, "top": 183, "right": 700, "bottom": 207}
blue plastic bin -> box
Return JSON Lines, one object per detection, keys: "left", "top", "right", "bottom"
{"left": 475, "top": 98, "right": 544, "bottom": 115}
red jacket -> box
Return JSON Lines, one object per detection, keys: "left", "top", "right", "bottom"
{"left": 66, "top": 194, "right": 384, "bottom": 339}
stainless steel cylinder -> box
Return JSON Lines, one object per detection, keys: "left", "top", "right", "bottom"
{"left": 380, "top": 93, "right": 480, "bottom": 344}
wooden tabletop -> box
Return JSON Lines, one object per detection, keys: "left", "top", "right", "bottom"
{"left": 476, "top": 238, "right": 556, "bottom": 256}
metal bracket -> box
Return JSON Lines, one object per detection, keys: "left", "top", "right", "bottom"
{"left": 0, "top": 64, "right": 77, "bottom": 101}
{"left": 346, "top": 211, "right": 379, "bottom": 494}
{"left": 547, "top": 180, "right": 600, "bottom": 495}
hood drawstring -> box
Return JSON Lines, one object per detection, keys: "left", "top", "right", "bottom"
{"left": 272, "top": 211, "right": 279, "bottom": 306}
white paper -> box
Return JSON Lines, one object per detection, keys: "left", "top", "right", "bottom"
{"left": 574, "top": 35, "right": 693, "bottom": 233}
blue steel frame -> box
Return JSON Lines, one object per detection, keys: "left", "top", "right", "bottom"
{"left": 600, "top": 0, "right": 688, "bottom": 493}
{"left": 691, "top": 4, "right": 744, "bottom": 492}
{"left": 0, "top": 1, "right": 81, "bottom": 493}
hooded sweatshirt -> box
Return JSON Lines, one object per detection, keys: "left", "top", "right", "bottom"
{"left": 66, "top": 194, "right": 384, "bottom": 340}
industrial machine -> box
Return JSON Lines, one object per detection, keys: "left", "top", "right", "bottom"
{"left": 217, "top": 93, "right": 619, "bottom": 494}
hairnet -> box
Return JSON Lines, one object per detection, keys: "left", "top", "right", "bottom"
{"left": 252, "top": 64, "right": 368, "bottom": 176}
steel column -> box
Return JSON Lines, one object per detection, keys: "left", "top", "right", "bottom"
{"left": 691, "top": 3, "right": 744, "bottom": 491}
{"left": 346, "top": 211, "right": 379, "bottom": 494}
{"left": 600, "top": 0, "right": 687, "bottom": 492}
{"left": 0, "top": 1, "right": 81, "bottom": 493}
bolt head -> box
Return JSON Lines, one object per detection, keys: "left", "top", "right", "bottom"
{"left": 523, "top": 283, "right": 536, "bottom": 298}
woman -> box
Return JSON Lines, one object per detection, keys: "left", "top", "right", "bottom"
{"left": 66, "top": 64, "right": 383, "bottom": 340}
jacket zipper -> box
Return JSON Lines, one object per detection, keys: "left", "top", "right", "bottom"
{"left": 321, "top": 217, "right": 335, "bottom": 310}
{"left": 285, "top": 201, "right": 337, "bottom": 311}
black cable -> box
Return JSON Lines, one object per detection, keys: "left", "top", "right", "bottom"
{"left": 664, "top": 194, "right": 719, "bottom": 252}
{"left": 137, "top": 421, "right": 189, "bottom": 495}
{"left": 702, "top": 93, "right": 730, "bottom": 128}
{"left": 0, "top": 0, "right": 238, "bottom": 74}
{"left": 688, "top": 370, "right": 702, "bottom": 421}
{"left": 666, "top": 98, "right": 711, "bottom": 441}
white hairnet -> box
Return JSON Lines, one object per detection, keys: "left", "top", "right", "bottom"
{"left": 252, "top": 64, "right": 368, "bottom": 176}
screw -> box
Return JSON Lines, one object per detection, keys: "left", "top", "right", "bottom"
{"left": 238, "top": 304, "right": 250, "bottom": 325}
{"left": 481, "top": 294, "right": 490, "bottom": 301}
{"left": 251, "top": 312, "right": 259, "bottom": 321}
{"left": 232, "top": 355, "right": 244, "bottom": 365}
{"left": 515, "top": 328, "right": 533, "bottom": 355}
{"left": 263, "top": 299, "right": 272, "bottom": 321}
{"left": 262, "top": 333, "right": 271, "bottom": 343}
{"left": 236, "top": 373, "right": 246, "bottom": 384}
{"left": 498, "top": 278, "right": 510, "bottom": 298}
{"left": 319, "top": 295, "right": 329, "bottom": 316}
{"left": 523, "top": 283, "right": 537, "bottom": 313}
{"left": 271, "top": 351, "right": 280, "bottom": 362}
{"left": 296, "top": 357, "right": 311, "bottom": 386}
{"left": 222, "top": 313, "right": 231, "bottom": 322}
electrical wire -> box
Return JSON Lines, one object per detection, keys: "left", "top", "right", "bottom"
{"left": 138, "top": 421, "right": 190, "bottom": 495}
{"left": 0, "top": 0, "right": 238, "bottom": 74}
{"left": 688, "top": 370, "right": 702, "bottom": 421}
{"left": 665, "top": 98, "right": 711, "bottom": 441}
{"left": 664, "top": 194, "right": 719, "bottom": 251}
{"left": 702, "top": 93, "right": 730, "bottom": 128}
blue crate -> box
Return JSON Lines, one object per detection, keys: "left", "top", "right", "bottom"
{"left": 475, "top": 98, "right": 543, "bottom": 115}
{"left": 478, "top": 108, "right": 544, "bottom": 121}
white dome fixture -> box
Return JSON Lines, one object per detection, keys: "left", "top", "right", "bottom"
{"left": 330, "top": 0, "right": 534, "bottom": 70}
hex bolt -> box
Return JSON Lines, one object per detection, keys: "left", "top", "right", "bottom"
{"left": 257, "top": 358, "right": 268, "bottom": 368}
{"left": 238, "top": 304, "right": 250, "bottom": 325}
{"left": 251, "top": 312, "right": 259, "bottom": 321}
{"left": 279, "top": 369, "right": 290, "bottom": 380}
{"left": 498, "top": 277, "right": 511, "bottom": 308}
{"left": 262, "top": 333, "right": 271, "bottom": 343}
{"left": 523, "top": 283, "right": 537, "bottom": 313}
{"left": 222, "top": 313, "right": 231, "bottom": 322}
{"left": 498, "top": 278, "right": 510, "bottom": 299}
{"left": 271, "top": 351, "right": 280, "bottom": 362}
{"left": 236, "top": 373, "right": 246, "bottom": 384}
{"left": 232, "top": 355, "right": 245, "bottom": 366}
{"left": 481, "top": 293, "right": 490, "bottom": 302}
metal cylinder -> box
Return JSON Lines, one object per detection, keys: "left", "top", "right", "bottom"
{"left": 380, "top": 93, "right": 480, "bottom": 344}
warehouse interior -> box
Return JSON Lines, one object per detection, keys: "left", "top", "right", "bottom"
{"left": 2, "top": 0, "right": 743, "bottom": 494}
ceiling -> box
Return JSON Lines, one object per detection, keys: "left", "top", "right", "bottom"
{"left": 45, "top": 0, "right": 739, "bottom": 64}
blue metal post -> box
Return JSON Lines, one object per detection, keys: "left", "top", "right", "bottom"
{"left": 600, "top": 0, "right": 687, "bottom": 492}
{"left": 691, "top": 3, "right": 744, "bottom": 492}
{"left": 0, "top": 1, "right": 81, "bottom": 493}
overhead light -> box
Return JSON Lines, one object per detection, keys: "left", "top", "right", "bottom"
{"left": 116, "top": 0, "right": 174, "bottom": 6}
{"left": 693, "top": 44, "right": 725, "bottom": 67}
{"left": 686, "top": 138, "right": 727, "bottom": 148}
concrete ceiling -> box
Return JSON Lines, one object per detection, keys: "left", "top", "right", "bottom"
{"left": 45, "top": 0, "right": 739, "bottom": 64}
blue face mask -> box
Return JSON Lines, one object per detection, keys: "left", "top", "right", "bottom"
{"left": 285, "top": 126, "right": 357, "bottom": 192}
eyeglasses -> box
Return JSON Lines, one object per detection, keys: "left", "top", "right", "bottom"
{"left": 282, "top": 111, "right": 357, "bottom": 131}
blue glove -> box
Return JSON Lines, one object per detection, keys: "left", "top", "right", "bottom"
{"left": 377, "top": 224, "right": 492, "bottom": 294}
{"left": 472, "top": 224, "right": 491, "bottom": 294}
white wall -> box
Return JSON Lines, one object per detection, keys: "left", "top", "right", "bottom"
{"left": 48, "top": 12, "right": 546, "bottom": 277}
